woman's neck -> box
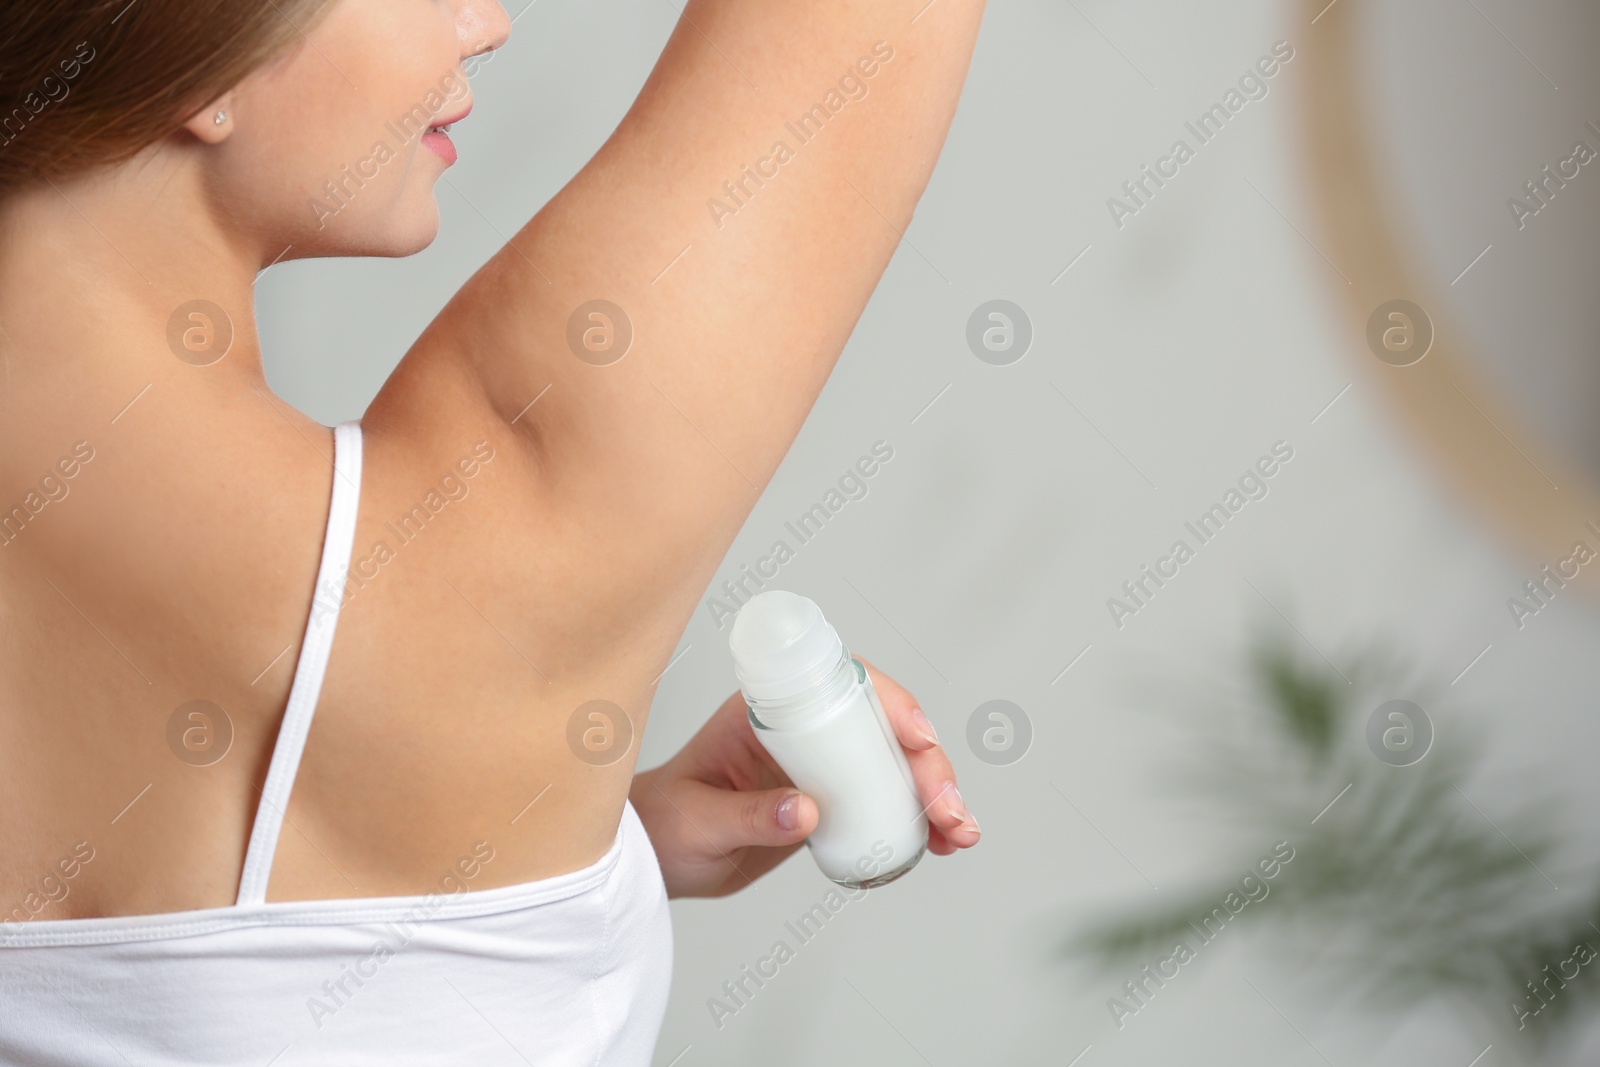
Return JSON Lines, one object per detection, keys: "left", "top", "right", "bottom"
{"left": 0, "top": 161, "right": 276, "bottom": 439}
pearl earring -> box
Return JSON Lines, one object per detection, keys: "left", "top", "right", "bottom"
{"left": 214, "top": 110, "right": 227, "bottom": 125}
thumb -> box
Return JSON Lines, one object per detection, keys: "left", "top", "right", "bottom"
{"left": 687, "top": 781, "right": 819, "bottom": 853}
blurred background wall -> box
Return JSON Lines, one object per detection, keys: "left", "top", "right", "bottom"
{"left": 258, "top": 0, "right": 1600, "bottom": 1063}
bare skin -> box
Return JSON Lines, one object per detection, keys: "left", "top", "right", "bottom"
{"left": 0, "top": 0, "right": 983, "bottom": 920}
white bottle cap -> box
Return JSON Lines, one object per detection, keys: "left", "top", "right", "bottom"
{"left": 728, "top": 590, "right": 844, "bottom": 702}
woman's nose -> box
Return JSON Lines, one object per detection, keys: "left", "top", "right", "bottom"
{"left": 458, "top": 0, "right": 512, "bottom": 59}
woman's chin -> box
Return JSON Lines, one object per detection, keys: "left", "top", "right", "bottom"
{"left": 307, "top": 208, "right": 440, "bottom": 259}
{"left": 380, "top": 220, "right": 441, "bottom": 258}
{"left": 371, "top": 202, "right": 442, "bottom": 257}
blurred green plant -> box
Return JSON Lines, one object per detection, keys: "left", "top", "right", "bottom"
{"left": 1063, "top": 627, "right": 1600, "bottom": 1051}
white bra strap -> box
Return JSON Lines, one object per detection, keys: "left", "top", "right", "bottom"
{"left": 235, "top": 421, "right": 364, "bottom": 907}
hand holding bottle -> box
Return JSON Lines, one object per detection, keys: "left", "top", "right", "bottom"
{"left": 630, "top": 655, "right": 980, "bottom": 899}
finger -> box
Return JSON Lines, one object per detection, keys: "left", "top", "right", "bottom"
{"left": 856, "top": 657, "right": 979, "bottom": 849}
{"left": 857, "top": 656, "right": 939, "bottom": 751}
{"left": 926, "top": 822, "right": 958, "bottom": 857}
{"left": 905, "top": 745, "right": 980, "bottom": 849}
{"left": 681, "top": 779, "right": 820, "bottom": 854}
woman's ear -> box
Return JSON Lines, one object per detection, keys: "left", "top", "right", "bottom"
{"left": 181, "top": 92, "right": 236, "bottom": 144}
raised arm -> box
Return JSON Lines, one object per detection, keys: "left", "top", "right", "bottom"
{"left": 372, "top": 0, "right": 986, "bottom": 669}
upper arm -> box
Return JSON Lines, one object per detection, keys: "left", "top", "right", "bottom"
{"left": 369, "top": 0, "right": 986, "bottom": 663}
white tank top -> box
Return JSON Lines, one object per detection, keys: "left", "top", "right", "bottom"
{"left": 0, "top": 422, "right": 673, "bottom": 1065}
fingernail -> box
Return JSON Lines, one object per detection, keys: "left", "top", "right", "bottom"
{"left": 910, "top": 706, "right": 939, "bottom": 746}
{"left": 776, "top": 792, "right": 802, "bottom": 832}
{"left": 949, "top": 787, "right": 980, "bottom": 838}
{"left": 942, "top": 784, "right": 970, "bottom": 825}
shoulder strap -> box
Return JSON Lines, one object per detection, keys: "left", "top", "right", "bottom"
{"left": 235, "top": 421, "right": 364, "bottom": 907}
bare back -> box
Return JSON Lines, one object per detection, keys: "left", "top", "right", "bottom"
{"left": 0, "top": 0, "right": 986, "bottom": 921}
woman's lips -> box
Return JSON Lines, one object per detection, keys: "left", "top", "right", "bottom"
{"left": 422, "top": 127, "right": 457, "bottom": 165}
{"left": 422, "top": 102, "right": 472, "bottom": 166}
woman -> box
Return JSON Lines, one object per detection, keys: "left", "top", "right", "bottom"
{"left": 0, "top": 0, "right": 985, "bottom": 1061}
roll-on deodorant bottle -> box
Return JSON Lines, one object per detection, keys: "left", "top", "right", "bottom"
{"left": 728, "top": 590, "right": 928, "bottom": 888}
